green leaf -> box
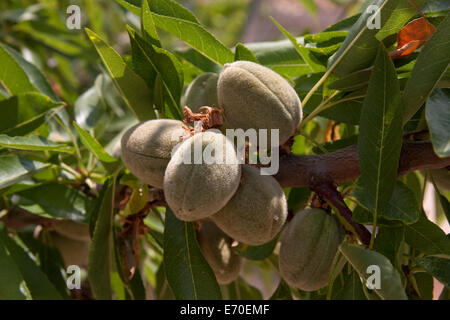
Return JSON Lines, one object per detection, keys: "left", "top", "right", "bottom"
{"left": 85, "top": 28, "right": 156, "bottom": 121}
{"left": 382, "top": 180, "right": 421, "bottom": 224}
{"left": 141, "top": 0, "right": 161, "bottom": 46}
{"left": 0, "top": 156, "right": 50, "bottom": 189}
{"left": 319, "top": 99, "right": 363, "bottom": 125}
{"left": 426, "top": 89, "right": 450, "bottom": 157}
{"left": 237, "top": 236, "right": 278, "bottom": 261}
{"left": 287, "top": 187, "right": 310, "bottom": 213}
{"left": 327, "top": 68, "right": 371, "bottom": 91}
{"left": 332, "top": 270, "right": 367, "bottom": 300}
{"left": 163, "top": 208, "right": 222, "bottom": 300}
{"left": 127, "top": 27, "right": 183, "bottom": 119}
{"left": 376, "top": 0, "right": 426, "bottom": 40}
{"left": 151, "top": 14, "right": 234, "bottom": 66}
{"left": 0, "top": 44, "right": 38, "bottom": 96}
{"left": 234, "top": 43, "right": 259, "bottom": 63}
{"left": 0, "top": 134, "right": 72, "bottom": 153}
{"left": 88, "top": 176, "right": 116, "bottom": 300}
{"left": 17, "top": 183, "right": 95, "bottom": 223}
{"left": 405, "top": 215, "right": 450, "bottom": 255}
{"left": 73, "top": 122, "right": 118, "bottom": 163}
{"left": 271, "top": 18, "right": 325, "bottom": 73}
{"left": 328, "top": 0, "right": 407, "bottom": 76}
{"left": 0, "top": 225, "right": 62, "bottom": 300}
{"left": 0, "top": 43, "right": 59, "bottom": 101}
{"left": 0, "top": 234, "right": 28, "bottom": 299}
{"left": 355, "top": 45, "right": 403, "bottom": 217}
{"left": 116, "top": 0, "right": 233, "bottom": 65}
{"left": 339, "top": 242, "right": 407, "bottom": 300}
{"left": 246, "top": 39, "right": 311, "bottom": 77}
{"left": 417, "top": 255, "right": 450, "bottom": 288}
{"left": 402, "top": 14, "right": 450, "bottom": 124}
{"left": 147, "top": 0, "right": 199, "bottom": 23}
{"left": 0, "top": 93, "right": 61, "bottom": 135}
{"left": 374, "top": 226, "right": 404, "bottom": 268}
{"left": 18, "top": 231, "right": 69, "bottom": 299}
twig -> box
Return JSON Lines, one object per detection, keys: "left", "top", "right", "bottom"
{"left": 310, "top": 176, "right": 371, "bottom": 246}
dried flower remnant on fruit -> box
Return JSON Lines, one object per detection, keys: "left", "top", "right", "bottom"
{"left": 183, "top": 106, "right": 224, "bottom": 131}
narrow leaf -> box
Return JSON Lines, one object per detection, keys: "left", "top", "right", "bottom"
{"left": 141, "top": 0, "right": 161, "bottom": 46}
{"left": 128, "top": 28, "right": 183, "bottom": 119}
{"left": 88, "top": 176, "right": 116, "bottom": 300}
{"left": 328, "top": 0, "right": 404, "bottom": 76}
{"left": 17, "top": 183, "right": 95, "bottom": 223}
{"left": 405, "top": 215, "right": 450, "bottom": 255}
{"left": 234, "top": 43, "right": 259, "bottom": 63}
{"left": 0, "top": 236, "right": 28, "bottom": 299}
{"left": 0, "top": 226, "right": 62, "bottom": 300}
{"left": 73, "top": 122, "right": 118, "bottom": 163}
{"left": 382, "top": 180, "right": 421, "bottom": 224}
{"left": 0, "top": 156, "right": 50, "bottom": 189}
{"left": 271, "top": 18, "right": 325, "bottom": 73}
{"left": 163, "top": 209, "right": 222, "bottom": 300}
{"left": 426, "top": 89, "right": 450, "bottom": 157}
{"left": 116, "top": 0, "right": 233, "bottom": 65}
{"left": 355, "top": 45, "right": 403, "bottom": 216}
{"left": 376, "top": 0, "right": 426, "bottom": 41}
{"left": 0, "top": 93, "right": 61, "bottom": 135}
{"left": 339, "top": 242, "right": 407, "bottom": 300}
{"left": 402, "top": 14, "right": 450, "bottom": 124}
{"left": 85, "top": 28, "right": 155, "bottom": 121}
{"left": 0, "top": 43, "right": 59, "bottom": 101}
{"left": 0, "top": 45, "right": 38, "bottom": 95}
{"left": 417, "top": 255, "right": 450, "bottom": 288}
{"left": 0, "top": 134, "right": 72, "bottom": 153}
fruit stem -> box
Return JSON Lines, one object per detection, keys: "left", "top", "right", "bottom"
{"left": 310, "top": 177, "right": 372, "bottom": 246}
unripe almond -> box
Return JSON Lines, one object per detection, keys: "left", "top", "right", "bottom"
{"left": 121, "top": 119, "right": 188, "bottom": 188}
{"left": 197, "top": 221, "right": 242, "bottom": 285}
{"left": 211, "top": 165, "right": 287, "bottom": 245}
{"left": 279, "top": 208, "right": 345, "bottom": 292}
{"left": 183, "top": 73, "right": 219, "bottom": 112}
{"left": 218, "top": 61, "right": 302, "bottom": 145}
{"left": 164, "top": 131, "right": 241, "bottom": 221}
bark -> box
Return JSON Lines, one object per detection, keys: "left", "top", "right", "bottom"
{"left": 275, "top": 141, "right": 450, "bottom": 188}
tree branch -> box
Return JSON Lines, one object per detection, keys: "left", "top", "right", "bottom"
{"left": 275, "top": 141, "right": 450, "bottom": 188}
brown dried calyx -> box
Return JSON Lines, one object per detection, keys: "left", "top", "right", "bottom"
{"left": 183, "top": 106, "right": 224, "bottom": 132}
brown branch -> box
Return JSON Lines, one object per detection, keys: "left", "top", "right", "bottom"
{"left": 310, "top": 177, "right": 371, "bottom": 246}
{"left": 275, "top": 141, "right": 450, "bottom": 188}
